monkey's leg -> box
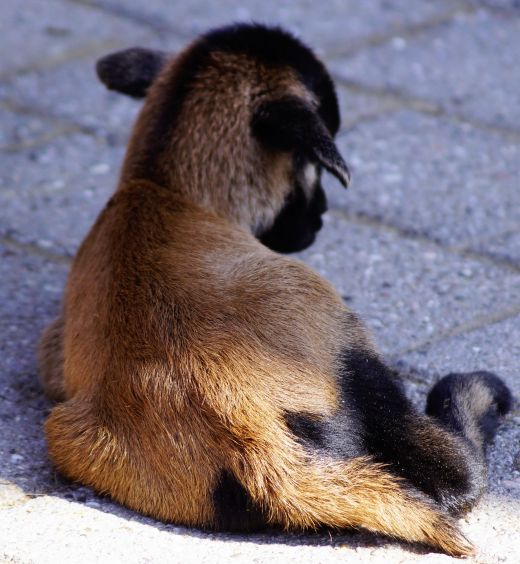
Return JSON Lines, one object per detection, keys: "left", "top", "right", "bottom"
{"left": 226, "top": 416, "right": 473, "bottom": 556}
{"left": 44, "top": 373, "right": 472, "bottom": 555}
{"left": 38, "top": 316, "right": 66, "bottom": 402}
{"left": 342, "top": 353, "right": 512, "bottom": 515}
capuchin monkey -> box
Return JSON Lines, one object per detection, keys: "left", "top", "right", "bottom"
{"left": 39, "top": 24, "right": 511, "bottom": 556}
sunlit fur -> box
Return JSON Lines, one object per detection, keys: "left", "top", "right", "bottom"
{"left": 39, "top": 24, "right": 511, "bottom": 557}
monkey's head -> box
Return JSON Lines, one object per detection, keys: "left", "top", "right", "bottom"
{"left": 96, "top": 24, "right": 349, "bottom": 253}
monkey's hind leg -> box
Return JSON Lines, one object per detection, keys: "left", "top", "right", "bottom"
{"left": 224, "top": 415, "right": 474, "bottom": 556}
{"left": 38, "top": 316, "right": 66, "bottom": 402}
{"left": 339, "top": 354, "right": 511, "bottom": 518}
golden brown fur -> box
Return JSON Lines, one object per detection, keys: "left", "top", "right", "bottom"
{"left": 38, "top": 27, "right": 478, "bottom": 556}
{"left": 121, "top": 50, "right": 313, "bottom": 232}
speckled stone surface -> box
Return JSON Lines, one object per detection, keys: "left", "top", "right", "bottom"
{"left": 329, "top": 9, "right": 520, "bottom": 129}
{"left": 1, "top": 0, "right": 519, "bottom": 562}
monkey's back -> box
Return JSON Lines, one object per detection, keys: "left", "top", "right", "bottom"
{"left": 49, "top": 178, "right": 371, "bottom": 527}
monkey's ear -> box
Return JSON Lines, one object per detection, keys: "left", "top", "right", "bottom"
{"left": 96, "top": 47, "right": 169, "bottom": 98}
{"left": 251, "top": 97, "right": 350, "bottom": 187}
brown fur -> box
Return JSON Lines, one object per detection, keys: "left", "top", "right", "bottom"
{"left": 121, "top": 50, "right": 314, "bottom": 233}
{"left": 39, "top": 33, "right": 474, "bottom": 557}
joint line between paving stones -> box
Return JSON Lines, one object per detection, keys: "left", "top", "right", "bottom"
{"left": 461, "top": 1, "right": 520, "bottom": 18}
{"left": 331, "top": 0, "right": 520, "bottom": 62}
{"left": 2, "top": 86, "right": 402, "bottom": 153}
{"left": 326, "top": 2, "right": 476, "bottom": 59}
{"left": 0, "top": 90, "right": 433, "bottom": 156}
{"left": 333, "top": 78, "right": 520, "bottom": 142}
{"left": 380, "top": 360, "right": 433, "bottom": 387}
{"left": 2, "top": 206, "right": 517, "bottom": 280}
{"left": 0, "top": 98, "right": 103, "bottom": 144}
{"left": 62, "top": 0, "right": 193, "bottom": 39}
{"left": 65, "top": 0, "right": 479, "bottom": 63}
{"left": 328, "top": 208, "right": 520, "bottom": 275}
{"left": 395, "top": 303, "right": 520, "bottom": 358}
{"left": 0, "top": 29, "right": 154, "bottom": 84}
{"left": 0, "top": 237, "right": 72, "bottom": 266}
{"left": 4, "top": 3, "right": 516, "bottom": 146}
{"left": 0, "top": 124, "right": 84, "bottom": 153}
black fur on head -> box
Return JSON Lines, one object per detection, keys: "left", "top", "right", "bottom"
{"left": 251, "top": 97, "right": 349, "bottom": 187}
{"left": 96, "top": 47, "right": 169, "bottom": 98}
{"left": 258, "top": 154, "right": 328, "bottom": 253}
{"left": 250, "top": 94, "right": 347, "bottom": 252}
{"left": 95, "top": 24, "right": 348, "bottom": 254}
{"left": 96, "top": 24, "right": 341, "bottom": 134}
{"left": 199, "top": 23, "right": 342, "bottom": 136}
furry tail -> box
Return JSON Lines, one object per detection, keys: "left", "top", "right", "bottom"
{"left": 426, "top": 371, "right": 512, "bottom": 453}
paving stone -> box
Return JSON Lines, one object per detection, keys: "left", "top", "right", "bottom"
{"left": 0, "top": 483, "right": 31, "bottom": 510}
{"left": 0, "top": 33, "right": 185, "bottom": 142}
{"left": 470, "top": 0, "right": 520, "bottom": 9}
{"left": 0, "top": 245, "right": 68, "bottom": 496}
{"left": 330, "top": 10, "right": 520, "bottom": 129}
{"left": 337, "top": 85, "right": 402, "bottom": 130}
{"left": 396, "top": 312, "right": 520, "bottom": 564}
{"left": 0, "top": 247, "right": 67, "bottom": 377}
{"left": 0, "top": 232, "right": 480, "bottom": 564}
{"left": 1, "top": 487, "right": 518, "bottom": 564}
{"left": 297, "top": 211, "right": 520, "bottom": 355}
{"left": 323, "top": 109, "right": 520, "bottom": 252}
{"left": 0, "top": 0, "right": 151, "bottom": 78}
{"left": 1, "top": 213, "right": 518, "bottom": 564}
{"left": 478, "top": 230, "right": 520, "bottom": 268}
{"left": 0, "top": 133, "right": 124, "bottom": 256}
{"left": 0, "top": 93, "right": 405, "bottom": 258}
{"left": 86, "top": 0, "right": 463, "bottom": 55}
{"left": 0, "top": 44, "right": 398, "bottom": 144}
{"left": 0, "top": 107, "right": 70, "bottom": 151}
{"left": 0, "top": 59, "right": 140, "bottom": 144}
{"left": 1, "top": 445, "right": 518, "bottom": 564}
{"left": 399, "top": 313, "right": 520, "bottom": 396}
{"left": 388, "top": 313, "right": 520, "bottom": 564}
{"left": 0, "top": 495, "right": 418, "bottom": 564}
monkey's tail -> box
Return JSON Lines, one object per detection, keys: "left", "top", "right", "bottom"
{"left": 426, "top": 371, "right": 512, "bottom": 453}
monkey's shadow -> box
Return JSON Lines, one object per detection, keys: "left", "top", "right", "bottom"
{"left": 46, "top": 466, "right": 431, "bottom": 557}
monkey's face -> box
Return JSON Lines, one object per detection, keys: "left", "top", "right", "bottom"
{"left": 95, "top": 24, "right": 349, "bottom": 254}
{"left": 258, "top": 160, "right": 327, "bottom": 253}
{"left": 249, "top": 91, "right": 349, "bottom": 254}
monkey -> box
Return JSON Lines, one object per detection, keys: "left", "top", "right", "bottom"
{"left": 38, "top": 23, "right": 512, "bottom": 556}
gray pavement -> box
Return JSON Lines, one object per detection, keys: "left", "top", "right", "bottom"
{"left": 1, "top": 1, "right": 519, "bottom": 562}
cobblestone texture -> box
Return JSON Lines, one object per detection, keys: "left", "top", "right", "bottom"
{"left": 1, "top": 0, "right": 519, "bottom": 562}
{"left": 300, "top": 212, "right": 520, "bottom": 356}
{"left": 479, "top": 230, "right": 520, "bottom": 268}
{"left": 324, "top": 110, "right": 520, "bottom": 253}
{"left": 70, "top": 0, "right": 466, "bottom": 55}
{"left": 0, "top": 0, "right": 151, "bottom": 78}
{"left": 330, "top": 9, "right": 520, "bottom": 130}
{"left": 0, "top": 133, "right": 124, "bottom": 255}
